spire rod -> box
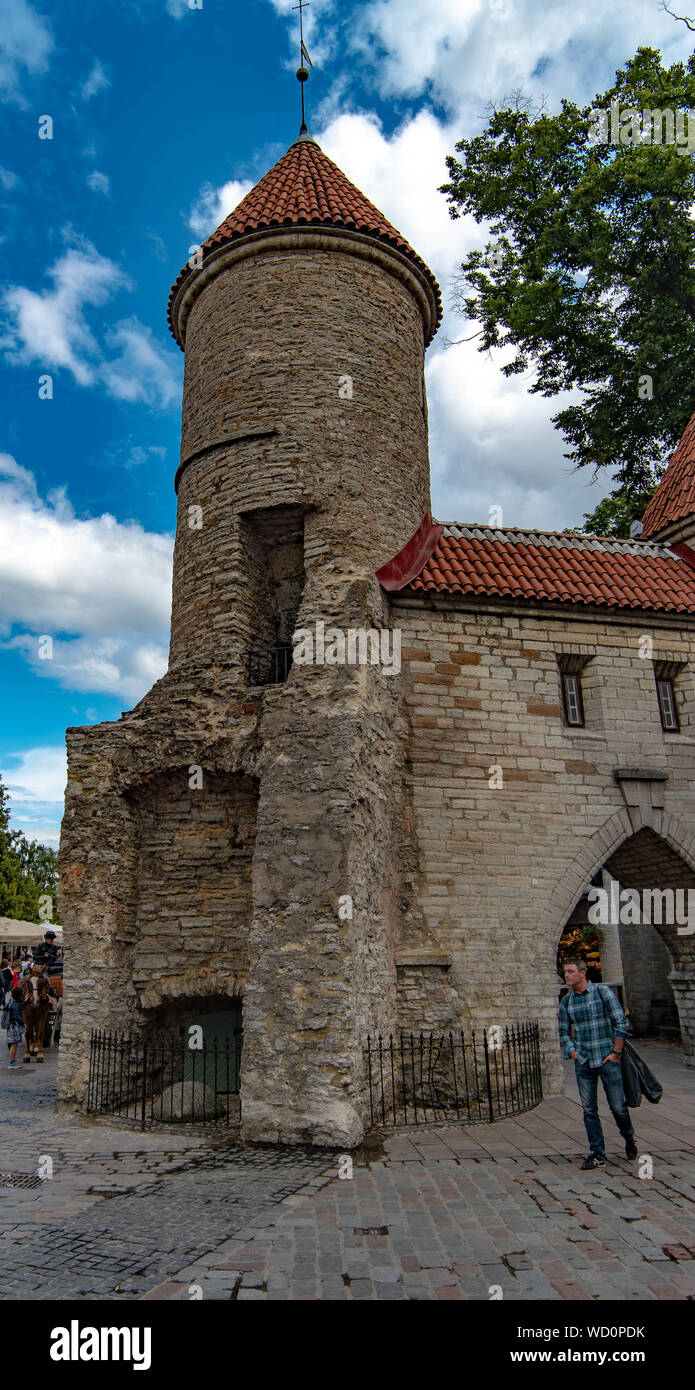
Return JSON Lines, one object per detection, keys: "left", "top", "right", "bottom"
{"left": 292, "top": 0, "right": 313, "bottom": 135}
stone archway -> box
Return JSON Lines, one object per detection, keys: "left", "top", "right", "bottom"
{"left": 549, "top": 816, "right": 695, "bottom": 1066}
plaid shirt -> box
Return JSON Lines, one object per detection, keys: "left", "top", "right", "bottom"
{"left": 558, "top": 982, "right": 628, "bottom": 1067}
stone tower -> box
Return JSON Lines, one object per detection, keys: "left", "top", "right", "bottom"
{"left": 57, "top": 132, "right": 442, "bottom": 1145}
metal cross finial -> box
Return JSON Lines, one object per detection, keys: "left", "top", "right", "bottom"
{"left": 292, "top": 0, "right": 312, "bottom": 135}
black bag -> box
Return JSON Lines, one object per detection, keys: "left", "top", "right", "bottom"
{"left": 596, "top": 986, "right": 663, "bottom": 1107}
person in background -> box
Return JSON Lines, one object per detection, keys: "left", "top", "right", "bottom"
{"left": 33, "top": 930, "right": 58, "bottom": 970}
{"left": 1, "top": 955, "right": 12, "bottom": 997}
{"left": 5, "top": 987, "right": 26, "bottom": 1068}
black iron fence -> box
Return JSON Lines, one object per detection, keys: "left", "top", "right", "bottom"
{"left": 365, "top": 1023, "right": 542, "bottom": 1128}
{"left": 247, "top": 644, "right": 293, "bottom": 687}
{"left": 87, "top": 1028, "right": 243, "bottom": 1128}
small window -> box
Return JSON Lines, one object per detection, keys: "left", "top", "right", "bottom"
{"left": 656, "top": 677, "right": 679, "bottom": 732}
{"left": 562, "top": 672, "right": 584, "bottom": 727}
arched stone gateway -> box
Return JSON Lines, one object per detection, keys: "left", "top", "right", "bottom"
{"left": 551, "top": 817, "right": 695, "bottom": 1068}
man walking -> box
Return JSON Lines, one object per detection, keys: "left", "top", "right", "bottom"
{"left": 559, "top": 957, "right": 637, "bottom": 1169}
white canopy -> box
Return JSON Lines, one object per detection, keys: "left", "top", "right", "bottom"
{"left": 0, "top": 919, "right": 64, "bottom": 948}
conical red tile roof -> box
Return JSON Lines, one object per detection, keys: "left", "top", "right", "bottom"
{"left": 642, "top": 410, "right": 695, "bottom": 538}
{"left": 168, "top": 135, "right": 442, "bottom": 344}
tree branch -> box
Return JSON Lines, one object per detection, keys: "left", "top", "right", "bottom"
{"left": 443, "top": 330, "right": 485, "bottom": 347}
{"left": 660, "top": 1, "right": 695, "bottom": 31}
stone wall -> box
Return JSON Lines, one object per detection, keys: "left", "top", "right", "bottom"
{"left": 619, "top": 919, "right": 680, "bottom": 1036}
{"left": 127, "top": 769, "right": 258, "bottom": 1011}
{"left": 392, "top": 595, "right": 695, "bottom": 1090}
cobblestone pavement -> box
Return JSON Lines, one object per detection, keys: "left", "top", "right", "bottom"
{"left": 0, "top": 1049, "right": 330, "bottom": 1299}
{"left": 144, "top": 1041, "right": 695, "bottom": 1302}
{"left": 2, "top": 1041, "right": 694, "bottom": 1301}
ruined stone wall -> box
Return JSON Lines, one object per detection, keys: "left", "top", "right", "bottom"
{"left": 57, "top": 668, "right": 262, "bottom": 1105}
{"left": 240, "top": 574, "right": 404, "bottom": 1147}
{"left": 393, "top": 596, "right": 695, "bottom": 1089}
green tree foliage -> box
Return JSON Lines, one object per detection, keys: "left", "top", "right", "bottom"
{"left": 580, "top": 475, "right": 661, "bottom": 537}
{"left": 441, "top": 48, "right": 695, "bottom": 488}
{"left": 0, "top": 774, "right": 60, "bottom": 924}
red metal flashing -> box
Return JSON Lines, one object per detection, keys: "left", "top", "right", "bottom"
{"left": 376, "top": 511, "right": 445, "bottom": 591}
{"left": 669, "top": 540, "right": 695, "bottom": 573}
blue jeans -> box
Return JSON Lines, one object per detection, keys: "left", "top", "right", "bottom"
{"left": 574, "top": 1058, "right": 634, "bottom": 1157}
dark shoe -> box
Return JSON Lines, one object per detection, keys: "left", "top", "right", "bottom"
{"left": 580, "top": 1154, "right": 606, "bottom": 1170}
{"left": 625, "top": 1138, "right": 638, "bottom": 1160}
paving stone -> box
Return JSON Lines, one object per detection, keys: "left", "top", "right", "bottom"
{"left": 4, "top": 1044, "right": 695, "bottom": 1303}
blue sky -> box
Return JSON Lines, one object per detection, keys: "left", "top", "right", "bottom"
{"left": 1, "top": 0, "right": 693, "bottom": 848}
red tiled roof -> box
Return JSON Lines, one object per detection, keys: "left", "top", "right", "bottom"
{"left": 642, "top": 410, "right": 695, "bottom": 538}
{"left": 168, "top": 136, "right": 442, "bottom": 343}
{"left": 380, "top": 521, "right": 695, "bottom": 614}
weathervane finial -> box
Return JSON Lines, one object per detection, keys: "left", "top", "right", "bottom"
{"left": 292, "top": 0, "right": 313, "bottom": 135}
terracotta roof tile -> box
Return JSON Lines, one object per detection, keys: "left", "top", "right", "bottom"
{"left": 382, "top": 522, "right": 695, "bottom": 614}
{"left": 642, "top": 410, "right": 695, "bottom": 537}
{"left": 168, "top": 137, "right": 442, "bottom": 343}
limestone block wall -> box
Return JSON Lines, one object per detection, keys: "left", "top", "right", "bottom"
{"left": 392, "top": 595, "right": 695, "bottom": 1089}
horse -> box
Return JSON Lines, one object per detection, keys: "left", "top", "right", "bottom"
{"left": 22, "top": 965, "right": 52, "bottom": 1063}
{"left": 45, "top": 975, "right": 63, "bottom": 1048}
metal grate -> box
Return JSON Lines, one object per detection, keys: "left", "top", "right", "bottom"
{"left": 247, "top": 644, "right": 293, "bottom": 687}
{"left": 365, "top": 1022, "right": 543, "bottom": 1129}
{"left": 87, "top": 1028, "right": 243, "bottom": 1129}
{"left": 0, "top": 1173, "right": 43, "bottom": 1188}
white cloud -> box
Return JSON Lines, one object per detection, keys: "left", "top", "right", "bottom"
{"left": 426, "top": 343, "right": 603, "bottom": 530}
{"left": 0, "top": 747, "right": 67, "bottom": 848}
{"left": 80, "top": 58, "right": 110, "bottom": 101}
{"left": 86, "top": 169, "right": 110, "bottom": 195}
{"left": 0, "top": 164, "right": 18, "bottom": 190}
{"left": 122, "top": 443, "right": 168, "bottom": 470}
{"left": 321, "top": 109, "right": 468, "bottom": 288}
{"left": 0, "top": 0, "right": 53, "bottom": 106}
{"left": 357, "top": 0, "right": 690, "bottom": 116}
{"left": 101, "top": 319, "right": 181, "bottom": 407}
{"left": 1, "top": 747, "right": 66, "bottom": 805}
{"left": 0, "top": 453, "right": 172, "bottom": 702}
{"left": 146, "top": 229, "right": 168, "bottom": 262}
{"left": 1, "top": 239, "right": 127, "bottom": 386}
{"left": 166, "top": 0, "right": 199, "bottom": 16}
{"left": 0, "top": 236, "right": 182, "bottom": 407}
{"left": 188, "top": 179, "right": 254, "bottom": 242}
